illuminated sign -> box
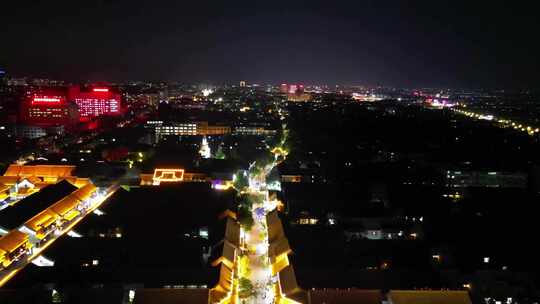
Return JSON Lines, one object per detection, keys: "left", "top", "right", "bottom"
{"left": 31, "top": 96, "right": 62, "bottom": 104}
{"left": 152, "top": 169, "right": 184, "bottom": 182}
{"left": 93, "top": 88, "right": 109, "bottom": 92}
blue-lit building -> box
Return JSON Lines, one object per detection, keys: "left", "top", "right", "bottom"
{"left": 0, "top": 69, "right": 6, "bottom": 92}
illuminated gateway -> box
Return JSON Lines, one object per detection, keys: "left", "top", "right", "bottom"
{"left": 139, "top": 168, "right": 207, "bottom": 186}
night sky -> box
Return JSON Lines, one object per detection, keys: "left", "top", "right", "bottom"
{"left": 2, "top": 0, "right": 539, "bottom": 87}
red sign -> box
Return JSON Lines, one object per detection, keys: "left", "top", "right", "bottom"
{"left": 31, "top": 96, "right": 63, "bottom": 105}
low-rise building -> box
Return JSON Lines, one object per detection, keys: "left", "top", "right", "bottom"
{"left": 147, "top": 121, "right": 231, "bottom": 143}
{"left": 445, "top": 169, "right": 527, "bottom": 188}
{"left": 16, "top": 124, "right": 64, "bottom": 139}
{"left": 233, "top": 125, "right": 277, "bottom": 136}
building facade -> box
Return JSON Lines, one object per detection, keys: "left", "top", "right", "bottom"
{"left": 148, "top": 121, "right": 231, "bottom": 142}
{"left": 68, "top": 86, "right": 121, "bottom": 121}
{"left": 233, "top": 125, "right": 277, "bottom": 136}
{"left": 445, "top": 170, "right": 527, "bottom": 188}
{"left": 16, "top": 125, "right": 64, "bottom": 139}
{"left": 20, "top": 92, "right": 78, "bottom": 126}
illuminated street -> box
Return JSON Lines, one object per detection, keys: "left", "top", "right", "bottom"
{"left": 452, "top": 108, "right": 540, "bottom": 136}
{"left": 235, "top": 128, "right": 289, "bottom": 303}
{"left": 243, "top": 199, "right": 274, "bottom": 304}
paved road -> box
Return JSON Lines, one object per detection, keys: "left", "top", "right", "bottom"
{"left": 243, "top": 193, "right": 275, "bottom": 304}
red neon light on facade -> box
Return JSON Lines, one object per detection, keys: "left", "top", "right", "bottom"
{"left": 31, "top": 96, "right": 64, "bottom": 105}
{"left": 69, "top": 85, "right": 121, "bottom": 121}
{"left": 33, "top": 97, "right": 61, "bottom": 103}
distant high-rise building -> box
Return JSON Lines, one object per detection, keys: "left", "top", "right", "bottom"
{"left": 7, "top": 78, "right": 27, "bottom": 86}
{"left": 284, "top": 84, "right": 310, "bottom": 102}
{"left": 280, "top": 84, "right": 289, "bottom": 94}
{"left": 239, "top": 81, "right": 246, "bottom": 87}
{"left": 19, "top": 89, "right": 79, "bottom": 126}
{"left": 0, "top": 69, "right": 6, "bottom": 85}
{"left": 280, "top": 83, "right": 304, "bottom": 94}
{"left": 148, "top": 120, "right": 231, "bottom": 143}
{"left": 68, "top": 85, "right": 121, "bottom": 121}
{"left": 287, "top": 93, "right": 312, "bottom": 102}
{"left": 288, "top": 84, "right": 298, "bottom": 94}
{"left": 0, "top": 69, "right": 7, "bottom": 94}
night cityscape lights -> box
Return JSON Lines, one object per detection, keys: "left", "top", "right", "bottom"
{"left": 1, "top": 2, "right": 540, "bottom": 303}
{"left": 453, "top": 108, "right": 540, "bottom": 136}
{"left": 1, "top": 80, "right": 538, "bottom": 303}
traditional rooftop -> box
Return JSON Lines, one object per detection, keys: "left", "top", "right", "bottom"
{"left": 0, "top": 230, "right": 29, "bottom": 253}
{"left": 0, "top": 180, "right": 77, "bottom": 230}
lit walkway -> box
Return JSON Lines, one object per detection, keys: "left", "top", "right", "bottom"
{"left": 244, "top": 198, "right": 274, "bottom": 304}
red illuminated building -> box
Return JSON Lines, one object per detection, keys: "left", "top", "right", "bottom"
{"left": 280, "top": 84, "right": 289, "bottom": 94}
{"left": 279, "top": 84, "right": 304, "bottom": 94}
{"left": 20, "top": 91, "right": 78, "bottom": 126}
{"left": 68, "top": 86, "right": 121, "bottom": 121}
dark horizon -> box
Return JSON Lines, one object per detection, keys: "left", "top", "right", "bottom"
{"left": 2, "top": 0, "right": 540, "bottom": 88}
